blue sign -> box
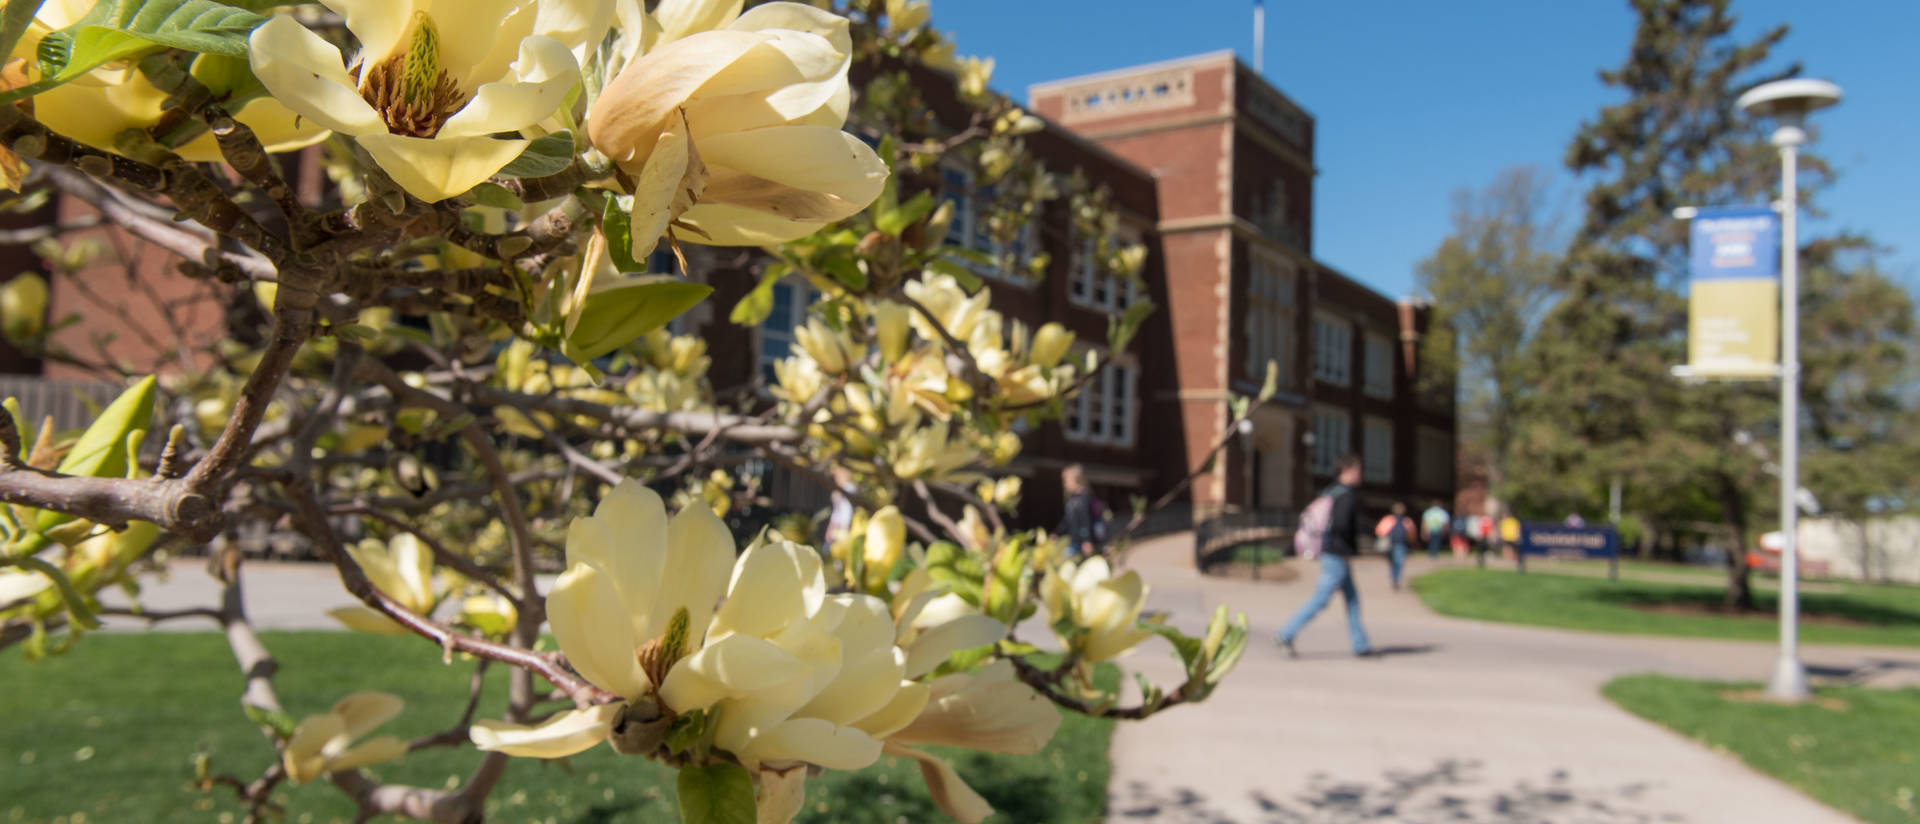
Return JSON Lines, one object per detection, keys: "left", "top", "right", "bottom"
{"left": 1690, "top": 206, "right": 1779, "bottom": 281}
{"left": 1518, "top": 524, "right": 1619, "bottom": 559}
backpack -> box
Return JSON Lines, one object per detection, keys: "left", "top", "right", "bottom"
{"left": 1388, "top": 516, "right": 1408, "bottom": 545}
{"left": 1089, "top": 496, "right": 1110, "bottom": 543}
{"left": 1294, "top": 493, "right": 1333, "bottom": 560}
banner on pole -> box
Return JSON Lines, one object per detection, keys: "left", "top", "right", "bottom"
{"left": 1686, "top": 206, "right": 1780, "bottom": 379}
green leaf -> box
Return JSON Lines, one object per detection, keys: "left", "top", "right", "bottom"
{"left": 1107, "top": 299, "right": 1155, "bottom": 354}
{"left": 496, "top": 132, "right": 576, "bottom": 180}
{"left": 875, "top": 190, "right": 936, "bottom": 236}
{"left": 677, "top": 763, "right": 756, "bottom": 824}
{"left": 600, "top": 196, "right": 645, "bottom": 273}
{"left": 662, "top": 709, "right": 708, "bottom": 756}
{"left": 565, "top": 279, "right": 712, "bottom": 363}
{"left": 0, "top": 0, "right": 47, "bottom": 64}
{"left": 13, "top": 555, "right": 98, "bottom": 630}
{"left": 1140, "top": 622, "right": 1204, "bottom": 671}
{"left": 466, "top": 183, "right": 526, "bottom": 211}
{"left": 926, "top": 256, "right": 983, "bottom": 293}
{"left": 729, "top": 262, "right": 790, "bottom": 326}
{"left": 54, "top": 376, "right": 155, "bottom": 479}
{"left": 983, "top": 537, "right": 1028, "bottom": 625}
{"left": 5, "top": 0, "right": 268, "bottom": 104}
{"left": 822, "top": 254, "right": 867, "bottom": 291}
{"left": 241, "top": 703, "right": 297, "bottom": 739}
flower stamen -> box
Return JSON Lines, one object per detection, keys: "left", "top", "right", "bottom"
{"left": 355, "top": 12, "right": 466, "bottom": 138}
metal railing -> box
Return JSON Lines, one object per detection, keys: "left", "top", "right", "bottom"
{"left": 1193, "top": 507, "right": 1297, "bottom": 574}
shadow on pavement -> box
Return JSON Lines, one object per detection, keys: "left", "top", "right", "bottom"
{"left": 1111, "top": 758, "right": 1684, "bottom": 823}
{"left": 1805, "top": 656, "right": 1920, "bottom": 687}
{"left": 1290, "top": 644, "right": 1441, "bottom": 661}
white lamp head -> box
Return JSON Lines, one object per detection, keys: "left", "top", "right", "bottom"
{"left": 1736, "top": 78, "right": 1842, "bottom": 147}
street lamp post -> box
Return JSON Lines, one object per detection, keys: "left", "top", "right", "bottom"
{"left": 1736, "top": 78, "right": 1842, "bottom": 702}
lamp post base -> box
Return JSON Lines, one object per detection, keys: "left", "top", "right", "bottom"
{"left": 1767, "top": 655, "right": 1811, "bottom": 701}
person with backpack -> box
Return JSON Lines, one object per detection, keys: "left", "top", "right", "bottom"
{"left": 1056, "top": 464, "right": 1110, "bottom": 558}
{"left": 1375, "top": 502, "right": 1416, "bottom": 590}
{"left": 1421, "top": 501, "right": 1450, "bottom": 559}
{"left": 1277, "top": 454, "right": 1373, "bottom": 657}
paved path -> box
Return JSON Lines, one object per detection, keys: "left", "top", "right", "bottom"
{"left": 1102, "top": 533, "right": 1920, "bottom": 824}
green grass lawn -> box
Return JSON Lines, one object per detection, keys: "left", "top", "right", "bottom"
{"left": 1606, "top": 675, "right": 1920, "bottom": 824}
{"left": 1412, "top": 568, "right": 1920, "bottom": 646}
{"left": 0, "top": 633, "right": 1115, "bottom": 823}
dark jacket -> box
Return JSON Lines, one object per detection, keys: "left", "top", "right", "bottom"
{"left": 1321, "top": 484, "right": 1362, "bottom": 558}
{"left": 1057, "top": 491, "right": 1107, "bottom": 552}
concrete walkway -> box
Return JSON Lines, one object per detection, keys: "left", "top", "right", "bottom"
{"left": 1103, "top": 532, "right": 1920, "bottom": 824}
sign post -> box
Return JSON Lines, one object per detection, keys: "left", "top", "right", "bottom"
{"left": 1517, "top": 523, "right": 1621, "bottom": 579}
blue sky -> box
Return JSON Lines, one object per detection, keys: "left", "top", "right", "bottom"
{"left": 930, "top": 1, "right": 1919, "bottom": 298}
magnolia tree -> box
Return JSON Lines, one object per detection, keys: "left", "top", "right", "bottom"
{"left": 0, "top": 0, "right": 1262, "bottom": 821}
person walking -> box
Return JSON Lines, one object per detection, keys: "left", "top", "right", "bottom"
{"left": 1055, "top": 464, "right": 1109, "bottom": 558}
{"left": 1421, "top": 501, "right": 1450, "bottom": 559}
{"left": 1375, "top": 503, "right": 1416, "bottom": 590}
{"left": 1277, "top": 455, "right": 1372, "bottom": 657}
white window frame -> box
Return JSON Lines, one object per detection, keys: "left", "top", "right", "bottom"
{"left": 1363, "top": 331, "right": 1394, "bottom": 400}
{"left": 1065, "top": 357, "right": 1137, "bottom": 447}
{"left": 757, "top": 279, "right": 816, "bottom": 385}
{"left": 1313, "top": 313, "right": 1352, "bottom": 387}
{"left": 1245, "top": 250, "right": 1296, "bottom": 386}
{"left": 1310, "top": 406, "right": 1350, "bottom": 477}
{"left": 1362, "top": 416, "right": 1393, "bottom": 483}
{"left": 1068, "top": 226, "right": 1143, "bottom": 313}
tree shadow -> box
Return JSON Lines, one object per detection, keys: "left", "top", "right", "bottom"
{"left": 1111, "top": 758, "right": 1688, "bottom": 823}
{"left": 1804, "top": 656, "right": 1920, "bottom": 687}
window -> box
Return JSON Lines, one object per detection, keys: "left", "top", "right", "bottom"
{"left": 941, "top": 167, "right": 973, "bottom": 249}
{"left": 758, "top": 280, "right": 817, "bottom": 384}
{"left": 1245, "top": 251, "right": 1296, "bottom": 386}
{"left": 1065, "top": 360, "right": 1137, "bottom": 447}
{"left": 1070, "top": 227, "right": 1145, "bottom": 313}
{"left": 1416, "top": 426, "right": 1453, "bottom": 492}
{"left": 941, "top": 166, "right": 1036, "bottom": 285}
{"left": 1312, "top": 313, "right": 1352, "bottom": 387}
{"left": 1310, "top": 406, "right": 1350, "bottom": 477}
{"left": 1363, "top": 416, "right": 1393, "bottom": 483}
{"left": 1363, "top": 332, "right": 1394, "bottom": 399}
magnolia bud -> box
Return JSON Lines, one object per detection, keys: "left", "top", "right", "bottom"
{"left": 0, "top": 274, "right": 48, "bottom": 345}
{"left": 1029, "top": 323, "right": 1073, "bottom": 369}
{"left": 873, "top": 301, "right": 911, "bottom": 364}
{"left": 864, "top": 506, "right": 907, "bottom": 575}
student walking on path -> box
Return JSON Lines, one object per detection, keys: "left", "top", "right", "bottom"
{"left": 1421, "top": 501, "right": 1450, "bottom": 559}
{"left": 1375, "top": 503, "right": 1416, "bottom": 590}
{"left": 1277, "top": 455, "right": 1372, "bottom": 657}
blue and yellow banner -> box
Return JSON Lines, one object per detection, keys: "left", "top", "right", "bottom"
{"left": 1687, "top": 206, "right": 1780, "bottom": 379}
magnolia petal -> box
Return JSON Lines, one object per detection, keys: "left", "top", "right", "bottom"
{"left": 624, "top": 126, "right": 690, "bottom": 264}
{"left": 1080, "top": 571, "right": 1147, "bottom": 635}
{"left": 547, "top": 563, "right": 648, "bottom": 699}
{"left": 905, "top": 614, "right": 1006, "bottom": 679}
{"left": 533, "top": 0, "right": 619, "bottom": 64}
{"left": 326, "top": 606, "right": 407, "bottom": 635}
{"left": 911, "top": 592, "right": 977, "bottom": 631}
{"left": 356, "top": 132, "right": 530, "bottom": 203}
{"left": 438, "top": 35, "right": 580, "bottom": 140}
{"left": 659, "top": 633, "right": 808, "bottom": 712}
{"left": 389, "top": 533, "right": 435, "bottom": 610}
{"left": 655, "top": 0, "right": 742, "bottom": 43}
{"left": 656, "top": 498, "right": 740, "bottom": 648}
{"left": 698, "top": 126, "right": 885, "bottom": 210}
{"left": 591, "top": 479, "right": 672, "bottom": 642}
{"left": 0, "top": 571, "right": 52, "bottom": 605}
{"left": 746, "top": 717, "right": 880, "bottom": 771}
{"left": 331, "top": 691, "right": 404, "bottom": 740}
{"left": 470, "top": 704, "right": 620, "bottom": 758}
{"left": 437, "top": 0, "right": 540, "bottom": 93}
{"left": 852, "top": 680, "right": 928, "bottom": 740}
{"left": 588, "top": 29, "right": 767, "bottom": 174}
{"left": 886, "top": 743, "right": 995, "bottom": 824}
{"left": 284, "top": 713, "right": 346, "bottom": 780}
{"left": 1070, "top": 556, "right": 1113, "bottom": 594}
{"left": 315, "top": 0, "right": 413, "bottom": 69}
{"left": 680, "top": 31, "right": 843, "bottom": 135}
{"left": 1085, "top": 625, "right": 1158, "bottom": 663}
{"left": 326, "top": 735, "right": 408, "bottom": 773}
{"left": 20, "top": 79, "right": 161, "bottom": 156}
{"left": 175, "top": 94, "right": 330, "bottom": 163}
{"left": 708, "top": 542, "right": 816, "bottom": 641}
{"left": 894, "top": 662, "right": 1061, "bottom": 755}
{"left": 755, "top": 764, "right": 808, "bottom": 824}
{"left": 248, "top": 15, "right": 384, "bottom": 137}
{"left": 795, "top": 646, "right": 903, "bottom": 726}
{"left": 730, "top": 2, "right": 852, "bottom": 56}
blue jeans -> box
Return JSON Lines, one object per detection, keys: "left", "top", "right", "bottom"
{"left": 1279, "top": 553, "right": 1371, "bottom": 654}
{"left": 1389, "top": 544, "right": 1407, "bottom": 588}
{"left": 1427, "top": 533, "right": 1444, "bottom": 558}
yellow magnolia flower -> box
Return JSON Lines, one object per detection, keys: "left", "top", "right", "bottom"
{"left": 871, "top": 301, "right": 911, "bottom": 364}
{"left": 884, "top": 0, "right": 932, "bottom": 34}
{"left": 11, "top": 0, "right": 324, "bottom": 162}
{"left": 773, "top": 355, "right": 826, "bottom": 405}
{"left": 903, "top": 273, "right": 990, "bottom": 346}
{"left": 457, "top": 593, "right": 518, "bottom": 639}
{"left": 0, "top": 569, "right": 52, "bottom": 607}
{"left": 890, "top": 569, "right": 1007, "bottom": 680}
{"left": 1041, "top": 556, "right": 1156, "bottom": 664}
{"left": 794, "top": 319, "right": 861, "bottom": 375}
{"left": 250, "top": 0, "right": 609, "bottom": 202}
{"left": 890, "top": 420, "right": 978, "bottom": 482}
{"left": 283, "top": 692, "right": 409, "bottom": 784}
{"left": 587, "top": 2, "right": 888, "bottom": 260}
{"left": 327, "top": 534, "right": 438, "bottom": 634}
{"left": 957, "top": 56, "right": 994, "bottom": 99}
